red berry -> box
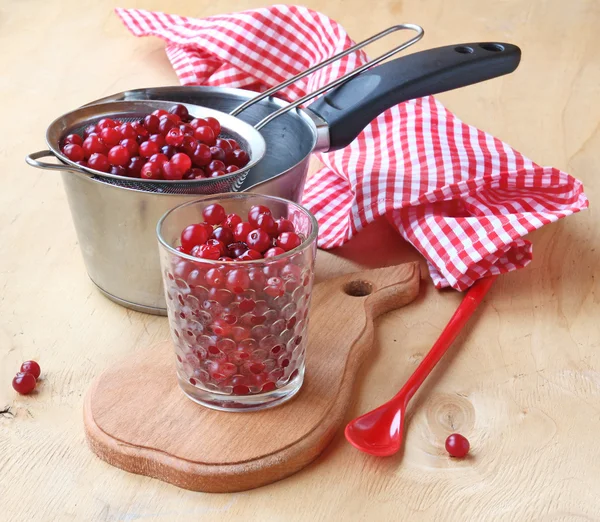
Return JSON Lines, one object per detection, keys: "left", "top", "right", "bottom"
{"left": 165, "top": 128, "right": 184, "bottom": 147}
{"left": 228, "top": 138, "right": 241, "bottom": 150}
{"left": 212, "top": 226, "right": 234, "bottom": 245}
{"left": 83, "top": 124, "right": 98, "bottom": 138}
{"left": 139, "top": 140, "right": 159, "bottom": 158}
{"left": 194, "top": 125, "right": 216, "bottom": 146}
{"left": 152, "top": 109, "right": 169, "bottom": 118}
{"left": 132, "top": 121, "right": 150, "bottom": 140}
{"left": 264, "top": 247, "right": 285, "bottom": 258}
{"left": 20, "top": 360, "right": 41, "bottom": 380}
{"left": 180, "top": 135, "right": 198, "bottom": 155}
{"left": 100, "top": 127, "right": 121, "bottom": 148}
{"left": 445, "top": 434, "right": 470, "bottom": 458}
{"left": 210, "top": 170, "right": 226, "bottom": 178}
{"left": 206, "top": 268, "right": 226, "bottom": 287}
{"left": 193, "top": 243, "right": 221, "bottom": 260}
{"left": 159, "top": 117, "right": 175, "bottom": 135}
{"left": 97, "top": 118, "right": 117, "bottom": 130}
{"left": 191, "top": 167, "right": 207, "bottom": 179}
{"left": 162, "top": 161, "right": 185, "bottom": 180}
{"left": 164, "top": 113, "right": 181, "bottom": 124}
{"left": 82, "top": 135, "right": 108, "bottom": 158}
{"left": 88, "top": 153, "right": 110, "bottom": 172}
{"left": 120, "top": 138, "right": 139, "bottom": 157}
{"left": 256, "top": 213, "right": 278, "bottom": 236}
{"left": 181, "top": 223, "right": 210, "bottom": 251}
{"left": 223, "top": 213, "right": 242, "bottom": 230}
{"left": 169, "top": 103, "right": 189, "bottom": 121}
{"left": 202, "top": 204, "right": 226, "bottom": 225}
{"left": 170, "top": 153, "right": 192, "bottom": 174}
{"left": 140, "top": 161, "right": 162, "bottom": 180}
{"left": 226, "top": 165, "right": 240, "bottom": 174}
{"left": 161, "top": 145, "right": 178, "bottom": 159}
{"left": 149, "top": 153, "right": 169, "bottom": 166}
{"left": 62, "top": 144, "right": 85, "bottom": 162}
{"left": 110, "top": 165, "right": 127, "bottom": 177}
{"left": 206, "top": 238, "right": 226, "bottom": 256}
{"left": 108, "top": 145, "right": 131, "bottom": 167}
{"left": 127, "top": 156, "right": 145, "bottom": 178}
{"left": 179, "top": 123, "right": 195, "bottom": 136}
{"left": 228, "top": 242, "right": 248, "bottom": 258}
{"left": 190, "top": 118, "right": 208, "bottom": 129}
{"left": 149, "top": 133, "right": 166, "bottom": 148}
{"left": 144, "top": 114, "right": 160, "bottom": 133}
{"left": 248, "top": 205, "right": 272, "bottom": 227}
{"left": 214, "top": 138, "right": 232, "bottom": 152}
{"left": 276, "top": 218, "right": 295, "bottom": 234}
{"left": 232, "top": 149, "right": 249, "bottom": 167}
{"left": 191, "top": 143, "right": 212, "bottom": 167}
{"left": 207, "top": 160, "right": 226, "bottom": 174}
{"left": 210, "top": 147, "right": 226, "bottom": 162}
{"left": 246, "top": 229, "right": 271, "bottom": 253}
{"left": 118, "top": 123, "right": 137, "bottom": 140}
{"left": 12, "top": 372, "right": 36, "bottom": 395}
{"left": 226, "top": 269, "right": 251, "bottom": 293}
{"left": 63, "top": 134, "right": 83, "bottom": 146}
{"left": 234, "top": 222, "right": 255, "bottom": 242}
{"left": 276, "top": 232, "right": 302, "bottom": 251}
{"left": 238, "top": 249, "right": 262, "bottom": 261}
{"left": 205, "top": 117, "right": 221, "bottom": 135}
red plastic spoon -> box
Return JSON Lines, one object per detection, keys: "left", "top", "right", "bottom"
{"left": 345, "top": 276, "right": 496, "bottom": 456}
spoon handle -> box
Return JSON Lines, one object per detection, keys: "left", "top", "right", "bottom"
{"left": 398, "top": 276, "right": 497, "bottom": 406}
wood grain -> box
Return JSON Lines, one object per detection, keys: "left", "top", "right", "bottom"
{"left": 1, "top": 0, "right": 599, "bottom": 520}
{"left": 84, "top": 263, "right": 420, "bottom": 492}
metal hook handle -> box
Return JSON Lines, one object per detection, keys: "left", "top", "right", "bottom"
{"left": 228, "top": 24, "right": 424, "bottom": 129}
{"left": 25, "top": 150, "right": 91, "bottom": 176}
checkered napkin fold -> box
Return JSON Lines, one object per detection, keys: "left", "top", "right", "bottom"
{"left": 116, "top": 5, "right": 588, "bottom": 290}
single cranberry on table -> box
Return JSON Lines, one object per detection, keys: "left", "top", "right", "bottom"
{"left": 12, "top": 372, "right": 37, "bottom": 395}
{"left": 445, "top": 433, "right": 470, "bottom": 458}
{"left": 20, "top": 360, "right": 41, "bottom": 380}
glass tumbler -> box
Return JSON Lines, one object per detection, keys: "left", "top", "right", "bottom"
{"left": 157, "top": 193, "right": 318, "bottom": 412}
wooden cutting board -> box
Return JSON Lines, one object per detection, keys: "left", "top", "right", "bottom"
{"left": 84, "top": 262, "right": 420, "bottom": 492}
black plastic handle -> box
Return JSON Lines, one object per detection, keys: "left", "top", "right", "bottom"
{"left": 308, "top": 42, "right": 521, "bottom": 151}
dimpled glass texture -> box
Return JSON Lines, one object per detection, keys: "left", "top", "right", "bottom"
{"left": 157, "top": 193, "right": 317, "bottom": 411}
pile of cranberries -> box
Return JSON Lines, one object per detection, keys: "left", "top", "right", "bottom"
{"left": 163, "top": 202, "right": 314, "bottom": 398}
{"left": 59, "top": 104, "right": 249, "bottom": 180}
{"left": 12, "top": 360, "right": 41, "bottom": 395}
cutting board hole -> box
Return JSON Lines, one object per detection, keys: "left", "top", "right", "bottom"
{"left": 344, "top": 280, "right": 373, "bottom": 297}
{"left": 479, "top": 43, "right": 504, "bottom": 52}
{"left": 454, "top": 46, "right": 474, "bottom": 54}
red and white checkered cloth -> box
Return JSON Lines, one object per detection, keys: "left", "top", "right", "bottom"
{"left": 116, "top": 5, "right": 588, "bottom": 290}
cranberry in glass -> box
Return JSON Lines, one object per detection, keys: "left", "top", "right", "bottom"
{"left": 191, "top": 143, "right": 212, "bottom": 167}
{"left": 234, "top": 222, "right": 254, "bottom": 242}
{"left": 206, "top": 239, "right": 226, "bottom": 256}
{"left": 204, "top": 116, "right": 221, "bottom": 135}
{"left": 20, "top": 360, "right": 41, "bottom": 380}
{"left": 82, "top": 135, "right": 108, "bottom": 158}
{"left": 127, "top": 156, "right": 145, "bottom": 178}
{"left": 144, "top": 114, "right": 160, "bottom": 133}
{"left": 246, "top": 229, "right": 271, "bottom": 253}
{"left": 239, "top": 249, "right": 262, "bottom": 261}
{"left": 139, "top": 140, "right": 159, "bottom": 158}
{"left": 120, "top": 138, "right": 139, "bottom": 157}
{"left": 203, "top": 203, "right": 226, "bottom": 225}
{"left": 256, "top": 213, "right": 278, "bottom": 236}
{"left": 264, "top": 247, "right": 285, "bottom": 258}
{"left": 206, "top": 268, "right": 226, "bottom": 287}
{"left": 149, "top": 133, "right": 166, "bottom": 148}
{"left": 194, "top": 125, "right": 216, "bottom": 146}
{"left": 232, "top": 149, "right": 249, "bottom": 167}
{"left": 63, "top": 134, "right": 83, "bottom": 146}
{"left": 110, "top": 165, "right": 127, "bottom": 177}
{"left": 248, "top": 205, "right": 271, "bottom": 227}
{"left": 140, "top": 161, "right": 162, "bottom": 180}
{"left": 181, "top": 223, "right": 210, "bottom": 251}
{"left": 193, "top": 243, "right": 221, "bottom": 260}
{"left": 108, "top": 145, "right": 131, "bottom": 167}
{"left": 212, "top": 226, "right": 234, "bottom": 245}
{"left": 62, "top": 144, "right": 85, "bottom": 162}
{"left": 165, "top": 128, "right": 184, "bottom": 147}
{"left": 88, "top": 153, "right": 110, "bottom": 172}
{"left": 169, "top": 103, "right": 189, "bottom": 121}
{"left": 12, "top": 372, "right": 37, "bottom": 395}
{"left": 159, "top": 117, "right": 175, "bottom": 135}
{"left": 445, "top": 434, "right": 470, "bottom": 458}
{"left": 170, "top": 153, "right": 192, "bottom": 173}
{"left": 223, "top": 213, "right": 242, "bottom": 230}
{"left": 276, "top": 218, "right": 295, "bottom": 234}
{"left": 228, "top": 242, "right": 248, "bottom": 258}
{"left": 207, "top": 160, "right": 226, "bottom": 174}
{"left": 226, "top": 269, "right": 251, "bottom": 293}
{"left": 100, "top": 127, "right": 121, "bottom": 148}
{"left": 277, "top": 232, "right": 302, "bottom": 252}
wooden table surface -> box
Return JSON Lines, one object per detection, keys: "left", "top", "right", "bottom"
{"left": 1, "top": 1, "right": 599, "bottom": 520}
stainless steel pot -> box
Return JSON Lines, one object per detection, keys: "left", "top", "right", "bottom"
{"left": 26, "top": 41, "right": 521, "bottom": 315}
